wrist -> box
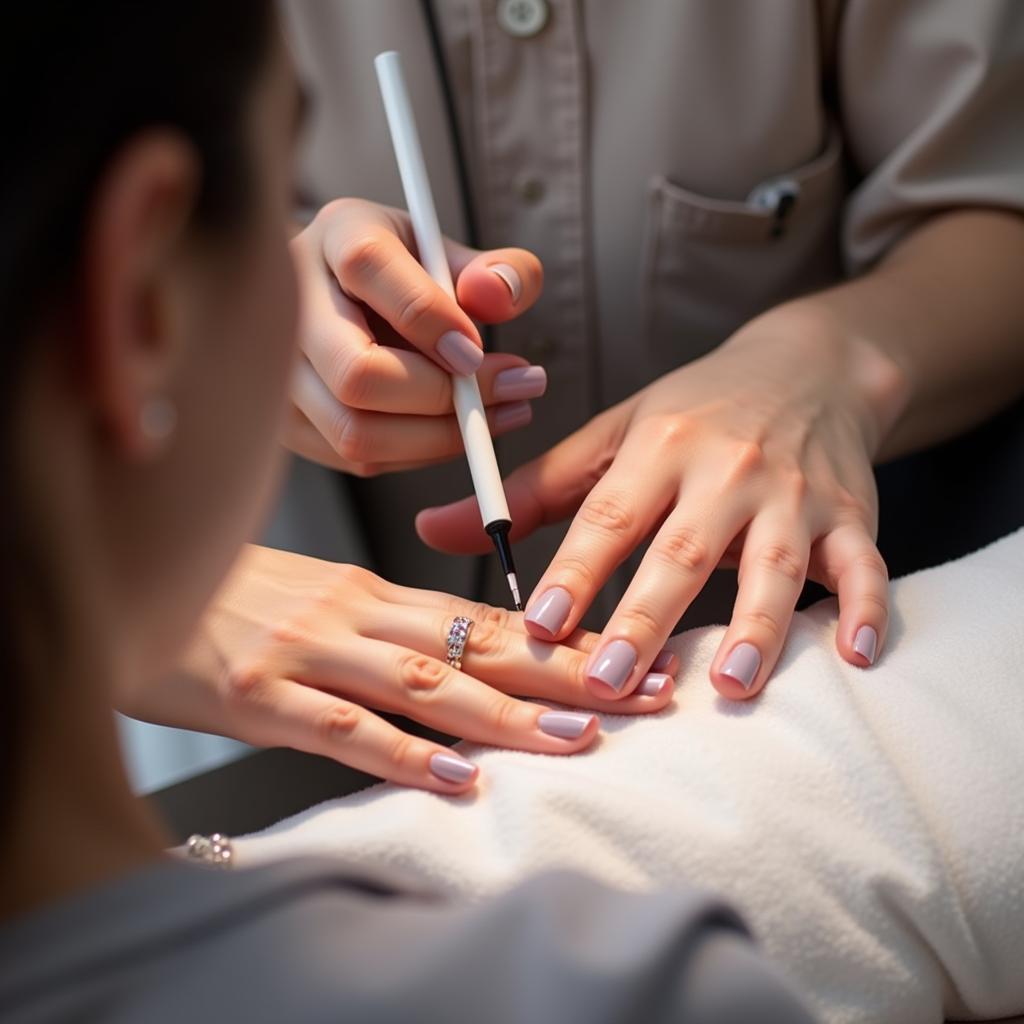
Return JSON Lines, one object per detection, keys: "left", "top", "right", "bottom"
{"left": 724, "top": 299, "right": 910, "bottom": 458}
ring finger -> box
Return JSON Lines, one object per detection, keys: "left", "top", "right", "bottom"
{"left": 710, "top": 513, "right": 810, "bottom": 700}
{"left": 366, "top": 599, "right": 678, "bottom": 711}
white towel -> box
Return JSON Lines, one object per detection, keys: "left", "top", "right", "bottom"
{"left": 237, "top": 529, "right": 1024, "bottom": 1024}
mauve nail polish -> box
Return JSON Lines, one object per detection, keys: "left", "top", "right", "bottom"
{"left": 638, "top": 672, "right": 673, "bottom": 697}
{"left": 720, "top": 642, "right": 761, "bottom": 690}
{"left": 492, "top": 400, "right": 532, "bottom": 431}
{"left": 437, "top": 331, "right": 483, "bottom": 376}
{"left": 524, "top": 586, "right": 573, "bottom": 637}
{"left": 489, "top": 262, "right": 522, "bottom": 303}
{"left": 538, "top": 711, "right": 595, "bottom": 739}
{"left": 853, "top": 625, "right": 878, "bottom": 665}
{"left": 429, "top": 752, "right": 477, "bottom": 784}
{"left": 493, "top": 365, "right": 547, "bottom": 402}
{"left": 588, "top": 639, "right": 637, "bottom": 693}
{"left": 651, "top": 649, "right": 676, "bottom": 673}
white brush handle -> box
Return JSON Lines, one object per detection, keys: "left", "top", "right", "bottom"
{"left": 374, "top": 50, "right": 511, "bottom": 528}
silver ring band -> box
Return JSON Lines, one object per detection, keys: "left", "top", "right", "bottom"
{"left": 446, "top": 616, "right": 474, "bottom": 671}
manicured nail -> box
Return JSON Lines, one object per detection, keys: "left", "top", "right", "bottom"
{"left": 524, "top": 586, "right": 573, "bottom": 637}
{"left": 489, "top": 263, "right": 522, "bottom": 303}
{"left": 429, "top": 752, "right": 478, "bottom": 784}
{"left": 853, "top": 625, "right": 878, "bottom": 666}
{"left": 637, "top": 672, "right": 673, "bottom": 697}
{"left": 650, "top": 649, "right": 677, "bottom": 673}
{"left": 720, "top": 642, "right": 761, "bottom": 690}
{"left": 588, "top": 639, "right": 637, "bottom": 693}
{"left": 492, "top": 400, "right": 532, "bottom": 431}
{"left": 437, "top": 331, "right": 484, "bottom": 376}
{"left": 538, "top": 711, "right": 596, "bottom": 740}
{"left": 493, "top": 365, "right": 547, "bottom": 402}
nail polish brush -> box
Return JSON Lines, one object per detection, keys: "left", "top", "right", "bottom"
{"left": 374, "top": 50, "right": 522, "bottom": 610}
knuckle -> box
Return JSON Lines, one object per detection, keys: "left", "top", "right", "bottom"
{"left": 756, "top": 543, "right": 806, "bottom": 584}
{"left": 335, "top": 232, "right": 388, "bottom": 283}
{"left": 857, "top": 591, "right": 889, "bottom": 616}
{"left": 467, "top": 618, "right": 506, "bottom": 659}
{"left": 654, "top": 526, "right": 709, "bottom": 575}
{"left": 328, "top": 407, "right": 372, "bottom": 464}
{"left": 386, "top": 732, "right": 416, "bottom": 769}
{"left": 852, "top": 551, "right": 888, "bottom": 580}
{"left": 640, "top": 412, "right": 697, "bottom": 450}
{"left": 313, "top": 703, "right": 361, "bottom": 745}
{"left": 550, "top": 553, "right": 598, "bottom": 592}
{"left": 398, "top": 653, "right": 450, "bottom": 695}
{"left": 619, "top": 601, "right": 665, "bottom": 642}
{"left": 223, "top": 662, "right": 271, "bottom": 705}
{"left": 778, "top": 464, "right": 810, "bottom": 503}
{"left": 487, "top": 694, "right": 521, "bottom": 734}
{"left": 833, "top": 486, "right": 872, "bottom": 524}
{"left": 579, "top": 492, "right": 636, "bottom": 539}
{"left": 723, "top": 440, "right": 766, "bottom": 483}
{"left": 471, "top": 603, "right": 511, "bottom": 632}
{"left": 394, "top": 285, "right": 440, "bottom": 334}
{"left": 333, "top": 347, "right": 376, "bottom": 409}
{"left": 334, "top": 562, "right": 373, "bottom": 588}
{"left": 740, "top": 607, "right": 783, "bottom": 641}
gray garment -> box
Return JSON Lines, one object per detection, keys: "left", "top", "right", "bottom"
{"left": 0, "top": 856, "right": 816, "bottom": 1023}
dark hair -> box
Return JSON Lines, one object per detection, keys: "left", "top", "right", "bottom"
{"left": 0, "top": 2, "right": 274, "bottom": 826}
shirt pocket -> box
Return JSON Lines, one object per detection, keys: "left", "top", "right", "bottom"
{"left": 640, "top": 129, "right": 845, "bottom": 368}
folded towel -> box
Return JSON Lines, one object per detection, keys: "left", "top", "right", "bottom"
{"left": 238, "top": 529, "right": 1024, "bottom": 1024}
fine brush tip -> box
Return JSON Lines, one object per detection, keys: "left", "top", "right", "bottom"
{"left": 507, "top": 571, "right": 522, "bottom": 612}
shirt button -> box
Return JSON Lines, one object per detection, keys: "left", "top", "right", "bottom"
{"left": 497, "top": 0, "right": 550, "bottom": 38}
{"left": 515, "top": 176, "right": 546, "bottom": 204}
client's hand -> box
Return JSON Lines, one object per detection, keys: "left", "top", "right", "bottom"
{"left": 287, "top": 198, "right": 546, "bottom": 476}
{"left": 418, "top": 303, "right": 899, "bottom": 702}
{"left": 119, "top": 545, "right": 676, "bottom": 794}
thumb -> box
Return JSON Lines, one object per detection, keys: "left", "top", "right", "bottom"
{"left": 452, "top": 247, "right": 543, "bottom": 324}
{"left": 415, "top": 408, "right": 625, "bottom": 554}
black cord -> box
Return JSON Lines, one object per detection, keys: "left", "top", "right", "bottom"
{"left": 420, "top": 0, "right": 492, "bottom": 603}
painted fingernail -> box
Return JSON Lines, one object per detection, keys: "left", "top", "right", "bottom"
{"left": 638, "top": 672, "right": 673, "bottom": 697}
{"left": 853, "top": 625, "right": 878, "bottom": 666}
{"left": 651, "top": 649, "right": 677, "bottom": 673}
{"left": 429, "top": 752, "right": 478, "bottom": 784}
{"left": 493, "top": 365, "right": 547, "bottom": 402}
{"left": 588, "top": 639, "right": 638, "bottom": 693}
{"left": 538, "top": 711, "right": 596, "bottom": 740}
{"left": 720, "top": 642, "right": 761, "bottom": 690}
{"left": 524, "top": 586, "right": 573, "bottom": 638}
{"left": 437, "top": 331, "right": 484, "bottom": 376}
{"left": 492, "top": 400, "right": 532, "bottom": 431}
{"left": 489, "top": 263, "right": 522, "bottom": 303}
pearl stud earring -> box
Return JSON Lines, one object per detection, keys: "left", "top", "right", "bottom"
{"left": 139, "top": 397, "right": 178, "bottom": 445}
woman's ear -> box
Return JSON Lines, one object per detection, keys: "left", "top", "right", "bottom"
{"left": 79, "top": 130, "right": 201, "bottom": 460}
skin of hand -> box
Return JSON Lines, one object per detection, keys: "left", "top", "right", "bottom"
{"left": 118, "top": 545, "right": 678, "bottom": 795}
{"left": 417, "top": 210, "right": 1024, "bottom": 703}
{"left": 287, "top": 198, "right": 546, "bottom": 476}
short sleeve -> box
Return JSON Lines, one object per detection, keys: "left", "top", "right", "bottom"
{"left": 837, "top": 0, "right": 1024, "bottom": 272}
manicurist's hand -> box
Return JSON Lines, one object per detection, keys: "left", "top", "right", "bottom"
{"left": 119, "top": 545, "right": 676, "bottom": 795}
{"left": 418, "top": 303, "right": 901, "bottom": 702}
{"left": 287, "top": 199, "right": 545, "bottom": 476}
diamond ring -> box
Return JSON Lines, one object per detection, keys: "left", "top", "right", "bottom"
{"left": 445, "top": 616, "right": 474, "bottom": 671}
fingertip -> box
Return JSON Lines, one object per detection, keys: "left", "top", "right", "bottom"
{"left": 845, "top": 623, "right": 880, "bottom": 668}
{"left": 428, "top": 751, "right": 480, "bottom": 790}
{"left": 456, "top": 250, "right": 543, "bottom": 322}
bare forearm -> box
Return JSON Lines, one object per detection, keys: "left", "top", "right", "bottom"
{"left": 779, "top": 209, "right": 1024, "bottom": 462}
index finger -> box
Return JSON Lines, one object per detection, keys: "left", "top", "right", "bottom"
{"left": 323, "top": 218, "right": 485, "bottom": 375}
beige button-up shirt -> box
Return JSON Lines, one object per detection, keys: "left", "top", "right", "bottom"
{"left": 279, "top": 0, "right": 1024, "bottom": 624}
